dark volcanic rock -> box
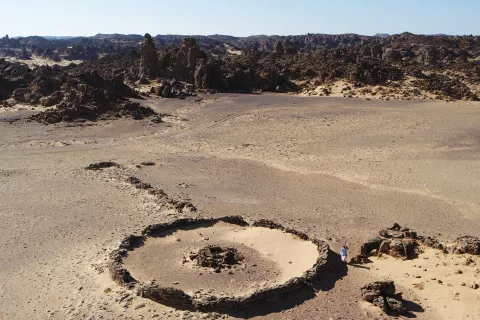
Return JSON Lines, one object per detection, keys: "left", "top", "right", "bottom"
{"left": 30, "top": 71, "right": 155, "bottom": 123}
{"left": 0, "top": 56, "right": 157, "bottom": 123}
{"left": 362, "top": 281, "right": 407, "bottom": 315}
{"left": 355, "top": 224, "right": 434, "bottom": 262}
{"left": 2, "top": 32, "right": 480, "bottom": 104}
{"left": 86, "top": 161, "right": 119, "bottom": 170}
{"left": 452, "top": 236, "right": 480, "bottom": 255}
{"left": 362, "top": 281, "right": 396, "bottom": 301}
{"left": 411, "top": 72, "right": 478, "bottom": 101}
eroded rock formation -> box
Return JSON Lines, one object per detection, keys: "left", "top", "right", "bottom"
{"left": 139, "top": 33, "right": 157, "bottom": 79}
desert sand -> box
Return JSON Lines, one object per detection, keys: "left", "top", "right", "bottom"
{"left": 5, "top": 56, "right": 84, "bottom": 68}
{"left": 1, "top": 93, "right": 480, "bottom": 319}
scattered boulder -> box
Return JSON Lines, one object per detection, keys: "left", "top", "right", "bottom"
{"left": 361, "top": 281, "right": 406, "bottom": 315}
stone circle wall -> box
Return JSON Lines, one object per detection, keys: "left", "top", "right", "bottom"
{"left": 108, "top": 216, "right": 331, "bottom": 311}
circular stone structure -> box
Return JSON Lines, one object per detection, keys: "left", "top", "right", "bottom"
{"left": 109, "top": 216, "right": 330, "bottom": 311}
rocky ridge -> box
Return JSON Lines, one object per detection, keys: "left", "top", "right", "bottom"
{"left": 1, "top": 32, "right": 479, "bottom": 124}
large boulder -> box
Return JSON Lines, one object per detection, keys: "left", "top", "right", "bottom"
{"left": 452, "top": 236, "right": 480, "bottom": 255}
{"left": 378, "top": 238, "right": 420, "bottom": 259}
{"left": 361, "top": 281, "right": 396, "bottom": 301}
{"left": 362, "top": 281, "right": 406, "bottom": 315}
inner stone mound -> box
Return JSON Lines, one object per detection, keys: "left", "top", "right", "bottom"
{"left": 190, "top": 245, "right": 244, "bottom": 271}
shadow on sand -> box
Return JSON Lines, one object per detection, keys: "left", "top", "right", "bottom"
{"left": 224, "top": 250, "right": 348, "bottom": 319}
{"left": 401, "top": 299, "right": 425, "bottom": 318}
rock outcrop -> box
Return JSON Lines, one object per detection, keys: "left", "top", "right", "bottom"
{"left": 20, "top": 46, "right": 30, "bottom": 60}
{"left": 417, "top": 45, "right": 440, "bottom": 65}
{"left": 352, "top": 224, "right": 480, "bottom": 265}
{"left": 273, "top": 41, "right": 284, "bottom": 54}
{"left": 351, "top": 224, "right": 446, "bottom": 264}
{"left": 175, "top": 37, "right": 205, "bottom": 83}
{"left": 0, "top": 57, "right": 156, "bottom": 123}
{"left": 2, "top": 32, "right": 480, "bottom": 107}
{"left": 139, "top": 33, "right": 157, "bottom": 79}
{"left": 358, "top": 224, "right": 422, "bottom": 260}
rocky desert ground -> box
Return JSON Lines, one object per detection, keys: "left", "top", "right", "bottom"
{"left": 1, "top": 31, "right": 480, "bottom": 320}
{"left": 1, "top": 92, "right": 480, "bottom": 319}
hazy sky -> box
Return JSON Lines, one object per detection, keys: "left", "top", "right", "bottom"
{"left": 3, "top": 0, "right": 479, "bottom": 37}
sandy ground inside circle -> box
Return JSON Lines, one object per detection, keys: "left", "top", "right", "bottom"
{"left": 1, "top": 94, "right": 480, "bottom": 319}
{"left": 123, "top": 221, "right": 319, "bottom": 297}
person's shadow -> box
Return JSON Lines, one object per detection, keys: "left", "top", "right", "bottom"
{"left": 223, "top": 249, "right": 348, "bottom": 319}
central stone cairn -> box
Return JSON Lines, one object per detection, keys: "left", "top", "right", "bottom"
{"left": 189, "top": 245, "right": 245, "bottom": 272}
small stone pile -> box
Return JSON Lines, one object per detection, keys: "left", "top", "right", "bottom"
{"left": 189, "top": 246, "right": 244, "bottom": 272}
{"left": 361, "top": 281, "right": 406, "bottom": 315}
